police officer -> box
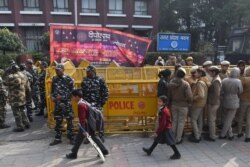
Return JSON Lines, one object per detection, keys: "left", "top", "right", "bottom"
{"left": 19, "top": 64, "right": 33, "bottom": 122}
{"left": 219, "top": 61, "right": 230, "bottom": 80}
{"left": 5, "top": 65, "right": 30, "bottom": 132}
{"left": 81, "top": 65, "right": 109, "bottom": 141}
{"left": 36, "top": 61, "right": 48, "bottom": 117}
{"left": 81, "top": 65, "right": 109, "bottom": 110}
{"left": 0, "top": 76, "right": 10, "bottom": 129}
{"left": 49, "top": 64, "right": 74, "bottom": 146}
{"left": 26, "top": 59, "right": 40, "bottom": 112}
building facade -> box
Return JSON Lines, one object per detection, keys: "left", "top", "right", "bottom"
{"left": 0, "top": 0, "right": 159, "bottom": 51}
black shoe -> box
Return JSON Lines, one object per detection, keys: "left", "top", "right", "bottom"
{"left": 0, "top": 124, "right": 10, "bottom": 129}
{"left": 35, "top": 112, "right": 44, "bottom": 116}
{"left": 188, "top": 136, "right": 200, "bottom": 143}
{"left": 228, "top": 136, "right": 234, "bottom": 141}
{"left": 204, "top": 136, "right": 216, "bottom": 142}
{"left": 49, "top": 139, "right": 62, "bottom": 146}
{"left": 66, "top": 153, "right": 77, "bottom": 159}
{"left": 245, "top": 138, "right": 250, "bottom": 142}
{"left": 170, "top": 153, "right": 181, "bottom": 160}
{"left": 219, "top": 136, "right": 227, "bottom": 139}
{"left": 25, "top": 124, "right": 30, "bottom": 129}
{"left": 28, "top": 116, "right": 33, "bottom": 122}
{"left": 142, "top": 147, "right": 152, "bottom": 156}
{"left": 217, "top": 124, "right": 223, "bottom": 130}
{"left": 13, "top": 127, "right": 24, "bottom": 132}
{"left": 69, "top": 139, "right": 75, "bottom": 145}
{"left": 176, "top": 139, "right": 183, "bottom": 145}
{"left": 238, "top": 133, "right": 244, "bottom": 138}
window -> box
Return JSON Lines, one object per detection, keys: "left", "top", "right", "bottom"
{"left": 23, "top": 0, "right": 39, "bottom": 11}
{"left": 53, "top": 0, "right": 68, "bottom": 12}
{"left": 25, "top": 28, "right": 42, "bottom": 51}
{"left": 134, "top": 0, "right": 148, "bottom": 15}
{"left": 109, "top": 0, "right": 123, "bottom": 14}
{"left": 82, "top": 0, "right": 96, "bottom": 13}
{"left": 0, "top": 0, "right": 8, "bottom": 11}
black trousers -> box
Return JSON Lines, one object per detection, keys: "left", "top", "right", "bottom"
{"left": 72, "top": 129, "right": 108, "bottom": 155}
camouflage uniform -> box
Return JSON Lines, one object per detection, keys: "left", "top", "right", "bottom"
{"left": 81, "top": 74, "right": 109, "bottom": 110}
{"left": 51, "top": 73, "right": 74, "bottom": 141}
{"left": 20, "top": 68, "right": 33, "bottom": 121}
{"left": 0, "top": 77, "right": 8, "bottom": 127}
{"left": 26, "top": 65, "right": 40, "bottom": 111}
{"left": 81, "top": 65, "right": 109, "bottom": 141}
{"left": 37, "top": 66, "right": 46, "bottom": 116}
{"left": 5, "top": 69, "right": 30, "bottom": 130}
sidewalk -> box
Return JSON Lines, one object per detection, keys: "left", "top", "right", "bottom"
{"left": 0, "top": 107, "right": 250, "bottom": 167}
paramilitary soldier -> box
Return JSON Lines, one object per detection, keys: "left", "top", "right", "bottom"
{"left": 19, "top": 64, "right": 33, "bottom": 122}
{"left": 81, "top": 65, "right": 109, "bottom": 110}
{"left": 49, "top": 64, "right": 74, "bottom": 146}
{"left": 25, "top": 59, "right": 40, "bottom": 112}
{"left": 5, "top": 64, "right": 30, "bottom": 132}
{"left": 36, "top": 61, "right": 48, "bottom": 117}
{"left": 80, "top": 65, "right": 109, "bottom": 141}
{"left": 0, "top": 76, "right": 10, "bottom": 129}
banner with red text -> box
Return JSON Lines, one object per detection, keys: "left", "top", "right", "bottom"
{"left": 50, "top": 26, "right": 151, "bottom": 67}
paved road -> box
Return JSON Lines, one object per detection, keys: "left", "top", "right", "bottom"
{"left": 0, "top": 107, "right": 250, "bottom": 167}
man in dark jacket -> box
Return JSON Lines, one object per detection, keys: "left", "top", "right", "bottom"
{"left": 157, "top": 69, "right": 171, "bottom": 97}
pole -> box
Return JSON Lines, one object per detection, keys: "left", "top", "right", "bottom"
{"left": 74, "top": 0, "right": 78, "bottom": 26}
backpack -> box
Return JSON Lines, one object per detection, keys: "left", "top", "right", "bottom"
{"left": 79, "top": 99, "right": 104, "bottom": 132}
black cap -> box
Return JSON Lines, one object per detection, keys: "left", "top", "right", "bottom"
{"left": 86, "top": 65, "right": 96, "bottom": 72}
{"left": 19, "top": 64, "right": 26, "bottom": 71}
{"left": 41, "top": 61, "right": 48, "bottom": 67}
{"left": 55, "top": 63, "right": 64, "bottom": 70}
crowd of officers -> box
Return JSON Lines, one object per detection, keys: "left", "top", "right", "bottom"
{"left": 1, "top": 56, "right": 249, "bottom": 147}
{"left": 0, "top": 59, "right": 47, "bottom": 131}
{"left": 158, "top": 57, "right": 250, "bottom": 144}
{"left": 0, "top": 60, "right": 109, "bottom": 147}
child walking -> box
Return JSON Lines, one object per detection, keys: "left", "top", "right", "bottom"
{"left": 66, "top": 89, "right": 109, "bottom": 159}
{"left": 142, "top": 95, "right": 181, "bottom": 160}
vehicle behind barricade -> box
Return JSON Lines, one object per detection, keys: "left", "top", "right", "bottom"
{"left": 45, "top": 61, "right": 240, "bottom": 134}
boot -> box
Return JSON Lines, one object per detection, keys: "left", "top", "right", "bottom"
{"left": 28, "top": 116, "right": 33, "bottom": 122}
{"left": 66, "top": 152, "right": 77, "bottom": 159}
{"left": 35, "top": 110, "right": 44, "bottom": 116}
{"left": 0, "top": 124, "right": 10, "bottom": 129}
{"left": 142, "top": 141, "right": 158, "bottom": 156}
{"left": 13, "top": 127, "right": 24, "bottom": 132}
{"left": 170, "top": 153, "right": 181, "bottom": 160}
{"left": 49, "top": 139, "right": 62, "bottom": 146}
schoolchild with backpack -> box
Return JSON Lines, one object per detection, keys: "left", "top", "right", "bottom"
{"left": 66, "top": 89, "right": 109, "bottom": 159}
{"left": 142, "top": 95, "right": 181, "bottom": 160}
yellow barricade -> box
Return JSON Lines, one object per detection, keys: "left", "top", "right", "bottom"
{"left": 46, "top": 61, "right": 162, "bottom": 133}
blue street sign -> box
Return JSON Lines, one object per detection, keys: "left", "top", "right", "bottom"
{"left": 157, "top": 33, "right": 191, "bottom": 52}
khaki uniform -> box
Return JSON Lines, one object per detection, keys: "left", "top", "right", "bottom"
{"left": 238, "top": 67, "right": 250, "bottom": 138}
{"left": 207, "top": 75, "right": 221, "bottom": 139}
{"left": 220, "top": 68, "right": 243, "bottom": 137}
{"left": 169, "top": 77, "right": 193, "bottom": 142}
{"left": 190, "top": 79, "right": 208, "bottom": 140}
{"left": 6, "top": 72, "right": 30, "bottom": 129}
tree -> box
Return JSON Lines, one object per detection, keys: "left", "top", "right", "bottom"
{"left": 40, "top": 32, "right": 50, "bottom": 51}
{"left": 0, "top": 28, "right": 24, "bottom": 55}
{"left": 159, "top": 0, "right": 250, "bottom": 49}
